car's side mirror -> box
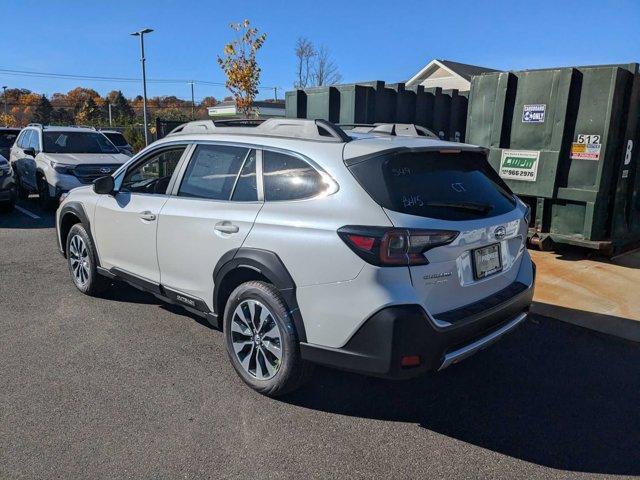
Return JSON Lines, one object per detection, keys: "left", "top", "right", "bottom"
{"left": 93, "top": 175, "right": 115, "bottom": 195}
{"left": 23, "top": 147, "right": 36, "bottom": 157}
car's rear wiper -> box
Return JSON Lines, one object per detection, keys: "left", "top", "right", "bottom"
{"left": 424, "top": 201, "right": 494, "bottom": 213}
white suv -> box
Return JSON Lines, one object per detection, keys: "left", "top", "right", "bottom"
{"left": 10, "top": 124, "right": 130, "bottom": 207}
{"left": 56, "top": 119, "right": 535, "bottom": 396}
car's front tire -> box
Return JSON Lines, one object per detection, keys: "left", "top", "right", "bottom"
{"left": 37, "top": 175, "right": 56, "bottom": 210}
{"left": 223, "top": 281, "right": 313, "bottom": 397}
{"left": 66, "top": 223, "right": 108, "bottom": 296}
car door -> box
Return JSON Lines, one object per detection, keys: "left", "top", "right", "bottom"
{"left": 28, "top": 129, "right": 42, "bottom": 187}
{"left": 93, "top": 145, "right": 189, "bottom": 286}
{"left": 156, "top": 144, "right": 263, "bottom": 310}
{"left": 12, "top": 129, "right": 36, "bottom": 189}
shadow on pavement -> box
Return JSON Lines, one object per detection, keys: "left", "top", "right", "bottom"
{"left": 99, "top": 279, "right": 217, "bottom": 331}
{"left": 0, "top": 197, "right": 55, "bottom": 229}
{"left": 282, "top": 315, "right": 640, "bottom": 476}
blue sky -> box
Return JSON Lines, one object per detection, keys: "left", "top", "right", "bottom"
{"left": 1, "top": 0, "right": 638, "bottom": 101}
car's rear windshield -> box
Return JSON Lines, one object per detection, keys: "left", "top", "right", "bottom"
{"left": 102, "top": 132, "right": 128, "bottom": 147}
{"left": 0, "top": 131, "right": 19, "bottom": 147}
{"left": 348, "top": 149, "right": 516, "bottom": 221}
{"left": 43, "top": 131, "right": 119, "bottom": 154}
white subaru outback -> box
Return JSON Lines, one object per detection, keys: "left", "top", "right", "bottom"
{"left": 56, "top": 119, "right": 535, "bottom": 396}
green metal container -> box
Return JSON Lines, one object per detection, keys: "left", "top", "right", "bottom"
{"left": 408, "top": 85, "right": 435, "bottom": 129}
{"left": 285, "top": 90, "right": 307, "bottom": 119}
{"left": 449, "top": 90, "right": 468, "bottom": 142}
{"left": 304, "top": 86, "right": 340, "bottom": 123}
{"left": 336, "top": 84, "right": 376, "bottom": 124}
{"left": 429, "top": 87, "right": 451, "bottom": 140}
{"left": 284, "top": 81, "right": 471, "bottom": 143}
{"left": 388, "top": 83, "right": 416, "bottom": 124}
{"left": 467, "top": 63, "right": 640, "bottom": 253}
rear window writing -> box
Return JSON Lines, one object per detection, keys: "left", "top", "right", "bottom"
{"left": 348, "top": 150, "right": 515, "bottom": 221}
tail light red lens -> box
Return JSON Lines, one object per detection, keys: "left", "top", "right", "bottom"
{"left": 338, "top": 226, "right": 458, "bottom": 266}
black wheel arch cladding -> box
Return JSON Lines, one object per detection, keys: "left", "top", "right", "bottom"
{"left": 58, "top": 202, "right": 100, "bottom": 266}
{"left": 214, "top": 247, "right": 307, "bottom": 342}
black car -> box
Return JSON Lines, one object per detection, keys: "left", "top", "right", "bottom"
{"left": 100, "top": 130, "right": 134, "bottom": 156}
{"left": 0, "top": 128, "right": 20, "bottom": 163}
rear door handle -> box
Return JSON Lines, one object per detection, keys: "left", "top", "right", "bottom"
{"left": 214, "top": 221, "right": 239, "bottom": 234}
{"left": 139, "top": 211, "right": 156, "bottom": 221}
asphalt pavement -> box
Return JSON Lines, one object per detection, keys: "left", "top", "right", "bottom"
{"left": 1, "top": 197, "right": 639, "bottom": 479}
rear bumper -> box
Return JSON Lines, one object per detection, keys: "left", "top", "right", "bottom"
{"left": 300, "top": 268, "right": 535, "bottom": 379}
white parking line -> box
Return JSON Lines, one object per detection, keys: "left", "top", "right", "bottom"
{"left": 15, "top": 205, "right": 41, "bottom": 220}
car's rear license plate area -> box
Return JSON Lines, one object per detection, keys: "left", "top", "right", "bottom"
{"left": 473, "top": 243, "right": 502, "bottom": 279}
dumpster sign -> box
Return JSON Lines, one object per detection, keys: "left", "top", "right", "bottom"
{"left": 522, "top": 104, "right": 546, "bottom": 123}
{"left": 570, "top": 134, "right": 601, "bottom": 160}
{"left": 499, "top": 149, "right": 540, "bottom": 182}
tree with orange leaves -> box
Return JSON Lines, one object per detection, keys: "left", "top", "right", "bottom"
{"left": 217, "top": 20, "right": 266, "bottom": 117}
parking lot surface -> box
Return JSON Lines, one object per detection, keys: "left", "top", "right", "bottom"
{"left": 1, "top": 198, "right": 639, "bottom": 479}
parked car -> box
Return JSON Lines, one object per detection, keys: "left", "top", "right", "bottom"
{"left": 10, "top": 124, "right": 130, "bottom": 207}
{"left": 100, "top": 130, "right": 134, "bottom": 156}
{"left": 0, "top": 153, "right": 16, "bottom": 211}
{"left": 56, "top": 119, "right": 535, "bottom": 396}
{"left": 0, "top": 127, "right": 20, "bottom": 162}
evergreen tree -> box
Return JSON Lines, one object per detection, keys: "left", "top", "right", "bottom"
{"left": 31, "top": 95, "right": 53, "bottom": 124}
{"left": 51, "top": 108, "right": 74, "bottom": 125}
{"left": 110, "top": 90, "right": 134, "bottom": 122}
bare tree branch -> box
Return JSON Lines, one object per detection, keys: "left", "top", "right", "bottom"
{"left": 294, "top": 37, "right": 315, "bottom": 88}
{"left": 313, "top": 45, "right": 342, "bottom": 87}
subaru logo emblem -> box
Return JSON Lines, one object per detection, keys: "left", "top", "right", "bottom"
{"left": 494, "top": 226, "right": 506, "bottom": 240}
{"left": 100, "top": 167, "right": 111, "bottom": 174}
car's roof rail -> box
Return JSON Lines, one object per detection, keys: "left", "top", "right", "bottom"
{"left": 26, "top": 123, "right": 44, "bottom": 129}
{"left": 340, "top": 123, "right": 439, "bottom": 139}
{"left": 167, "top": 118, "right": 351, "bottom": 143}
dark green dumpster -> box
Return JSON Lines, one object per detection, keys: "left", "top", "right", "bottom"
{"left": 304, "top": 86, "right": 340, "bottom": 123}
{"left": 467, "top": 63, "right": 640, "bottom": 253}
{"left": 285, "top": 90, "right": 307, "bottom": 119}
{"left": 336, "top": 84, "right": 376, "bottom": 124}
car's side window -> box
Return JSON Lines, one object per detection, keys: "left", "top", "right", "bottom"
{"left": 262, "top": 150, "right": 326, "bottom": 201}
{"left": 178, "top": 144, "right": 250, "bottom": 201}
{"left": 120, "top": 147, "right": 185, "bottom": 195}
{"left": 18, "top": 130, "right": 32, "bottom": 149}
{"left": 231, "top": 150, "right": 258, "bottom": 201}
{"left": 28, "top": 131, "right": 40, "bottom": 152}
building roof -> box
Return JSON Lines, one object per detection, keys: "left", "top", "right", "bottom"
{"left": 405, "top": 59, "right": 498, "bottom": 90}
{"left": 436, "top": 59, "right": 498, "bottom": 80}
{"left": 214, "top": 100, "right": 285, "bottom": 108}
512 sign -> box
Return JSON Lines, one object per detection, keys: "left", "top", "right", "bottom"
{"left": 576, "top": 134, "right": 600, "bottom": 144}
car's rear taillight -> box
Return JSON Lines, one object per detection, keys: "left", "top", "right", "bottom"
{"left": 338, "top": 226, "right": 458, "bottom": 266}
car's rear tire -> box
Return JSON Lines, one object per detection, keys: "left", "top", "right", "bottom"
{"left": 223, "top": 281, "right": 313, "bottom": 397}
{"left": 66, "top": 223, "right": 109, "bottom": 296}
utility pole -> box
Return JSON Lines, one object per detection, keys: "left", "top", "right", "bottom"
{"left": 189, "top": 81, "right": 195, "bottom": 118}
{"left": 2, "top": 86, "right": 7, "bottom": 120}
{"left": 108, "top": 104, "right": 113, "bottom": 127}
{"left": 274, "top": 87, "right": 278, "bottom": 101}
{"left": 131, "top": 28, "right": 153, "bottom": 146}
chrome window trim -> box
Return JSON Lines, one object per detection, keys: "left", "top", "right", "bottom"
{"left": 165, "top": 139, "right": 339, "bottom": 204}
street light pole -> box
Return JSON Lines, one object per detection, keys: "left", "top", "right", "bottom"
{"left": 189, "top": 82, "right": 195, "bottom": 119}
{"left": 131, "top": 28, "right": 153, "bottom": 146}
{"left": 108, "top": 104, "right": 113, "bottom": 127}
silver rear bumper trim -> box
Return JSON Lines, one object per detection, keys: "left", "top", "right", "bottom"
{"left": 438, "top": 311, "right": 528, "bottom": 371}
